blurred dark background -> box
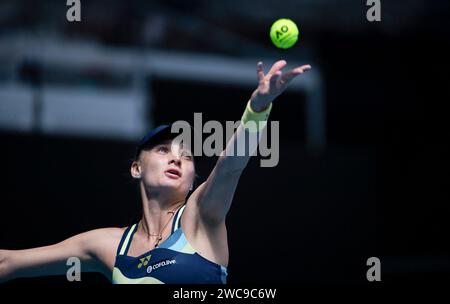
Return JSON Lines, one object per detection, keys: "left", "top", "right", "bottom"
{"left": 0, "top": 0, "right": 449, "bottom": 285}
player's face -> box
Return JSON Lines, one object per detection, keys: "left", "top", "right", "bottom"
{"left": 138, "top": 139, "right": 195, "bottom": 195}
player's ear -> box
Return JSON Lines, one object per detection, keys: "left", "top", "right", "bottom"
{"left": 131, "top": 160, "right": 142, "bottom": 179}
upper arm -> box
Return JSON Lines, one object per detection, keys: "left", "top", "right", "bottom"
{"left": 188, "top": 125, "right": 255, "bottom": 225}
{"left": 5, "top": 228, "right": 121, "bottom": 280}
{"left": 188, "top": 160, "right": 242, "bottom": 225}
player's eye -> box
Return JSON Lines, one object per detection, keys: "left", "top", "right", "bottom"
{"left": 181, "top": 151, "right": 193, "bottom": 160}
{"left": 157, "top": 146, "right": 169, "bottom": 153}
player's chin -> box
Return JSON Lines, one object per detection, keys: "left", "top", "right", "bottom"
{"left": 160, "top": 181, "right": 190, "bottom": 195}
{"left": 161, "top": 175, "right": 185, "bottom": 188}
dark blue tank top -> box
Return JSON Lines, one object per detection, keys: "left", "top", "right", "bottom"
{"left": 111, "top": 204, "right": 227, "bottom": 284}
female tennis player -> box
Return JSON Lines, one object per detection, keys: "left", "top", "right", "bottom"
{"left": 0, "top": 60, "right": 311, "bottom": 284}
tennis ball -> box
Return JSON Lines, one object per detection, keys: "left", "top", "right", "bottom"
{"left": 270, "top": 19, "right": 299, "bottom": 49}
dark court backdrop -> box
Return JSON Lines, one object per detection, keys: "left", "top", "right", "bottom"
{"left": 0, "top": 0, "right": 449, "bottom": 286}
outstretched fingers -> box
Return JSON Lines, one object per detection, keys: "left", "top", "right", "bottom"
{"left": 267, "top": 60, "right": 287, "bottom": 77}
{"left": 280, "top": 64, "right": 311, "bottom": 85}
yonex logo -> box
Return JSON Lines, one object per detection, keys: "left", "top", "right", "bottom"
{"left": 137, "top": 255, "right": 152, "bottom": 269}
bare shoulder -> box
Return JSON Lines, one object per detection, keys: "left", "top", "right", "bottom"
{"left": 84, "top": 227, "right": 126, "bottom": 239}
{"left": 79, "top": 227, "right": 128, "bottom": 275}
{"left": 75, "top": 227, "right": 125, "bottom": 245}
{"left": 83, "top": 227, "right": 127, "bottom": 250}
{"left": 183, "top": 192, "right": 229, "bottom": 267}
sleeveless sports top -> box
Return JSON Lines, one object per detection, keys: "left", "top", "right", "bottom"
{"left": 111, "top": 204, "right": 228, "bottom": 284}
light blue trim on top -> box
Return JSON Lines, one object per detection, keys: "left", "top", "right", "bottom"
{"left": 220, "top": 266, "right": 228, "bottom": 284}
{"left": 167, "top": 230, "right": 189, "bottom": 252}
{"left": 157, "top": 228, "right": 182, "bottom": 249}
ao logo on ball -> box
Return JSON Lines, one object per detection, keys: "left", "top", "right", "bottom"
{"left": 270, "top": 19, "right": 299, "bottom": 49}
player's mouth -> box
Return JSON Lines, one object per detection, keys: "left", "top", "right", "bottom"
{"left": 164, "top": 168, "right": 182, "bottom": 179}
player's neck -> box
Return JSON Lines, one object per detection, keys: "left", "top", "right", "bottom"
{"left": 141, "top": 185, "right": 185, "bottom": 233}
{"left": 139, "top": 182, "right": 184, "bottom": 214}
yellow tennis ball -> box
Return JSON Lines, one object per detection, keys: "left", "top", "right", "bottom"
{"left": 270, "top": 18, "right": 299, "bottom": 49}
